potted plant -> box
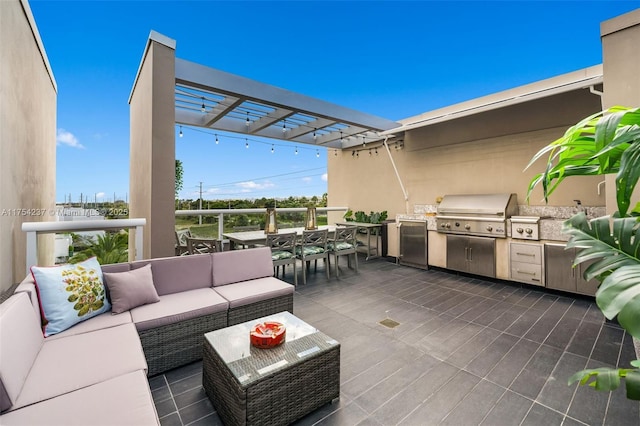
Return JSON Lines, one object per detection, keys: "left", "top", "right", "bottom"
{"left": 526, "top": 106, "right": 640, "bottom": 399}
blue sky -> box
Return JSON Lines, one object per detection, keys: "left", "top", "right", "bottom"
{"left": 29, "top": 1, "right": 639, "bottom": 203}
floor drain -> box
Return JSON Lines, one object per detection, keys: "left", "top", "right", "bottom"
{"left": 379, "top": 318, "right": 400, "bottom": 329}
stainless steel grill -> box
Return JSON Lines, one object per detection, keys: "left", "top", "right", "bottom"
{"left": 436, "top": 193, "right": 518, "bottom": 238}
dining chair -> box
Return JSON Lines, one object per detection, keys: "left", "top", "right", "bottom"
{"left": 296, "top": 229, "right": 330, "bottom": 285}
{"left": 266, "top": 232, "right": 298, "bottom": 286}
{"left": 175, "top": 229, "right": 191, "bottom": 256}
{"left": 327, "top": 225, "right": 359, "bottom": 277}
{"left": 186, "top": 237, "right": 218, "bottom": 255}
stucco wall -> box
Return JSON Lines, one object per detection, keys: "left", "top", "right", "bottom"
{"left": 129, "top": 35, "right": 176, "bottom": 260}
{"left": 0, "top": 0, "right": 56, "bottom": 292}
{"left": 328, "top": 90, "right": 604, "bottom": 222}
{"left": 600, "top": 9, "right": 640, "bottom": 215}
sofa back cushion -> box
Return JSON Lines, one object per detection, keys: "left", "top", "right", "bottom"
{"left": 14, "top": 275, "right": 41, "bottom": 324}
{"left": 130, "top": 254, "right": 213, "bottom": 296}
{"left": 211, "top": 247, "right": 274, "bottom": 286}
{"left": 0, "top": 293, "right": 44, "bottom": 412}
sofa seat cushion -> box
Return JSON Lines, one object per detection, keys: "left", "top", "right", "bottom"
{"left": 213, "top": 277, "right": 294, "bottom": 309}
{"left": 0, "top": 370, "right": 158, "bottom": 425}
{"left": 130, "top": 254, "right": 213, "bottom": 296}
{"left": 12, "top": 323, "right": 147, "bottom": 411}
{"left": 45, "top": 311, "right": 133, "bottom": 341}
{"left": 130, "top": 288, "right": 229, "bottom": 332}
{"left": 211, "top": 247, "right": 274, "bottom": 286}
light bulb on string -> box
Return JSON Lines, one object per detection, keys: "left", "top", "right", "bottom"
{"left": 316, "top": 149, "right": 320, "bottom": 158}
{"left": 334, "top": 150, "right": 338, "bottom": 156}
{"left": 295, "top": 146, "right": 298, "bottom": 155}
{"left": 245, "top": 138, "right": 249, "bottom": 149}
{"left": 369, "top": 149, "right": 372, "bottom": 156}
{"left": 374, "top": 147, "right": 378, "bottom": 155}
{"left": 313, "top": 129, "right": 317, "bottom": 141}
{"left": 356, "top": 151, "right": 359, "bottom": 157}
{"left": 271, "top": 144, "right": 274, "bottom": 154}
{"left": 362, "top": 136, "right": 366, "bottom": 147}
{"left": 215, "top": 134, "right": 219, "bottom": 144}
{"left": 282, "top": 120, "right": 287, "bottom": 133}
{"left": 179, "top": 126, "right": 183, "bottom": 138}
{"left": 340, "top": 131, "right": 343, "bottom": 144}
{"left": 351, "top": 151, "right": 355, "bottom": 157}
{"left": 201, "top": 97, "right": 206, "bottom": 113}
{"left": 246, "top": 112, "right": 250, "bottom": 127}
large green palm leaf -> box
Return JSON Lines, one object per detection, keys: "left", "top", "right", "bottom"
{"left": 563, "top": 214, "right": 640, "bottom": 337}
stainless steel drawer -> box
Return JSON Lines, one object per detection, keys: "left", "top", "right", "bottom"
{"left": 511, "top": 261, "right": 544, "bottom": 286}
{"left": 510, "top": 243, "right": 542, "bottom": 265}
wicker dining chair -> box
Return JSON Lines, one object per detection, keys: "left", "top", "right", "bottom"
{"left": 327, "top": 225, "right": 359, "bottom": 277}
{"left": 186, "top": 237, "right": 218, "bottom": 255}
{"left": 296, "top": 229, "right": 330, "bottom": 285}
{"left": 266, "top": 232, "right": 298, "bottom": 286}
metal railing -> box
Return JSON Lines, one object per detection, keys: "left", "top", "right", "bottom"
{"left": 21, "top": 218, "right": 146, "bottom": 275}
{"left": 174, "top": 207, "right": 349, "bottom": 239}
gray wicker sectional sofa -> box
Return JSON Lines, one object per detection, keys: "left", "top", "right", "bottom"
{"left": 0, "top": 247, "right": 294, "bottom": 425}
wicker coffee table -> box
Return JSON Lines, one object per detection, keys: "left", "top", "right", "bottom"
{"left": 202, "top": 311, "right": 340, "bottom": 426}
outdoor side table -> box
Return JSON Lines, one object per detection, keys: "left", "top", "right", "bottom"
{"left": 202, "top": 311, "right": 340, "bottom": 426}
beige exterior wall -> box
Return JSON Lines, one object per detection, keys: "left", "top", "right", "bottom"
{"left": 600, "top": 9, "right": 640, "bottom": 215}
{"left": 0, "top": 0, "right": 56, "bottom": 292}
{"left": 129, "top": 35, "right": 176, "bottom": 260}
{"left": 328, "top": 90, "right": 604, "bottom": 222}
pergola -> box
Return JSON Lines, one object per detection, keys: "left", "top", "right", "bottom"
{"left": 173, "top": 58, "right": 399, "bottom": 149}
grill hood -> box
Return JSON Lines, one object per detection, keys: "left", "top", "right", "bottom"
{"left": 436, "top": 193, "right": 519, "bottom": 237}
{"left": 437, "top": 193, "right": 518, "bottom": 218}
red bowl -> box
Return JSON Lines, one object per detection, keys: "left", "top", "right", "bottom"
{"left": 250, "top": 321, "right": 286, "bottom": 348}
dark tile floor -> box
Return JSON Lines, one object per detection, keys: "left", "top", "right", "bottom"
{"left": 150, "top": 256, "right": 640, "bottom": 425}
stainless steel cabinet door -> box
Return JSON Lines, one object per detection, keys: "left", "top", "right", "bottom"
{"left": 545, "top": 244, "right": 576, "bottom": 292}
{"left": 467, "top": 236, "right": 496, "bottom": 278}
{"left": 399, "top": 222, "right": 427, "bottom": 268}
{"left": 446, "top": 235, "right": 468, "bottom": 273}
{"left": 577, "top": 257, "right": 600, "bottom": 296}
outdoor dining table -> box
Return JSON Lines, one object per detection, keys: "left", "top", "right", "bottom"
{"left": 222, "top": 225, "right": 336, "bottom": 250}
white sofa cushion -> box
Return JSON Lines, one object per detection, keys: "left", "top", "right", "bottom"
{"left": 130, "top": 254, "right": 213, "bottom": 296}
{"left": 0, "top": 294, "right": 43, "bottom": 412}
{"left": 45, "top": 310, "right": 133, "bottom": 341}
{"left": 0, "top": 370, "right": 158, "bottom": 425}
{"left": 211, "top": 247, "right": 274, "bottom": 286}
{"left": 12, "top": 323, "right": 147, "bottom": 411}
{"left": 130, "top": 288, "right": 228, "bottom": 332}
{"left": 213, "top": 277, "right": 294, "bottom": 308}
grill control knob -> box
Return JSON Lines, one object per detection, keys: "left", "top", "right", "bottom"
{"left": 525, "top": 228, "right": 533, "bottom": 235}
{"left": 455, "top": 222, "right": 460, "bottom": 227}
{"left": 445, "top": 223, "right": 451, "bottom": 229}
{"left": 464, "top": 224, "right": 471, "bottom": 230}
{"left": 516, "top": 227, "right": 524, "bottom": 234}
{"left": 486, "top": 226, "right": 493, "bottom": 232}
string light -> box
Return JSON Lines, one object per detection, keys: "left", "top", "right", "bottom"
{"left": 201, "top": 97, "right": 206, "bottom": 113}
{"left": 271, "top": 144, "right": 274, "bottom": 154}
{"left": 369, "top": 149, "right": 372, "bottom": 156}
{"left": 313, "top": 128, "right": 317, "bottom": 141}
{"left": 340, "top": 131, "right": 343, "bottom": 144}
{"left": 334, "top": 150, "right": 338, "bottom": 156}
{"left": 295, "top": 146, "right": 298, "bottom": 155}
{"left": 282, "top": 120, "right": 287, "bottom": 133}
{"left": 374, "top": 147, "right": 378, "bottom": 155}
{"left": 179, "top": 126, "right": 183, "bottom": 138}
{"left": 316, "top": 149, "right": 320, "bottom": 158}
{"left": 215, "top": 134, "right": 219, "bottom": 144}
{"left": 246, "top": 111, "right": 250, "bottom": 127}
{"left": 362, "top": 136, "right": 366, "bottom": 147}
{"left": 245, "top": 138, "right": 249, "bottom": 149}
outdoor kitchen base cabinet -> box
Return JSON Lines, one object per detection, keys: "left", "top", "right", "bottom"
{"left": 446, "top": 235, "right": 495, "bottom": 278}
{"left": 545, "top": 243, "right": 599, "bottom": 296}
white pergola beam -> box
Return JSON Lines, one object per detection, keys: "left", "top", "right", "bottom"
{"left": 175, "top": 58, "right": 399, "bottom": 134}
{"left": 248, "top": 108, "right": 295, "bottom": 133}
{"left": 203, "top": 96, "right": 243, "bottom": 127}
{"left": 286, "top": 117, "right": 336, "bottom": 139}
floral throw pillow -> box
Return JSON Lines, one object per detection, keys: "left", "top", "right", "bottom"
{"left": 31, "top": 257, "right": 111, "bottom": 337}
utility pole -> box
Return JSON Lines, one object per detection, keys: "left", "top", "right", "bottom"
{"left": 199, "top": 182, "right": 203, "bottom": 225}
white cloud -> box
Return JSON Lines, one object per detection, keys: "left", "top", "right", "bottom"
{"left": 236, "top": 181, "right": 275, "bottom": 190}
{"left": 302, "top": 177, "right": 312, "bottom": 183}
{"left": 95, "top": 192, "right": 105, "bottom": 199}
{"left": 321, "top": 173, "right": 328, "bottom": 182}
{"left": 56, "top": 129, "right": 84, "bottom": 149}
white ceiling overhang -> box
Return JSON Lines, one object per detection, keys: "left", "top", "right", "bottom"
{"left": 174, "top": 58, "right": 400, "bottom": 149}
